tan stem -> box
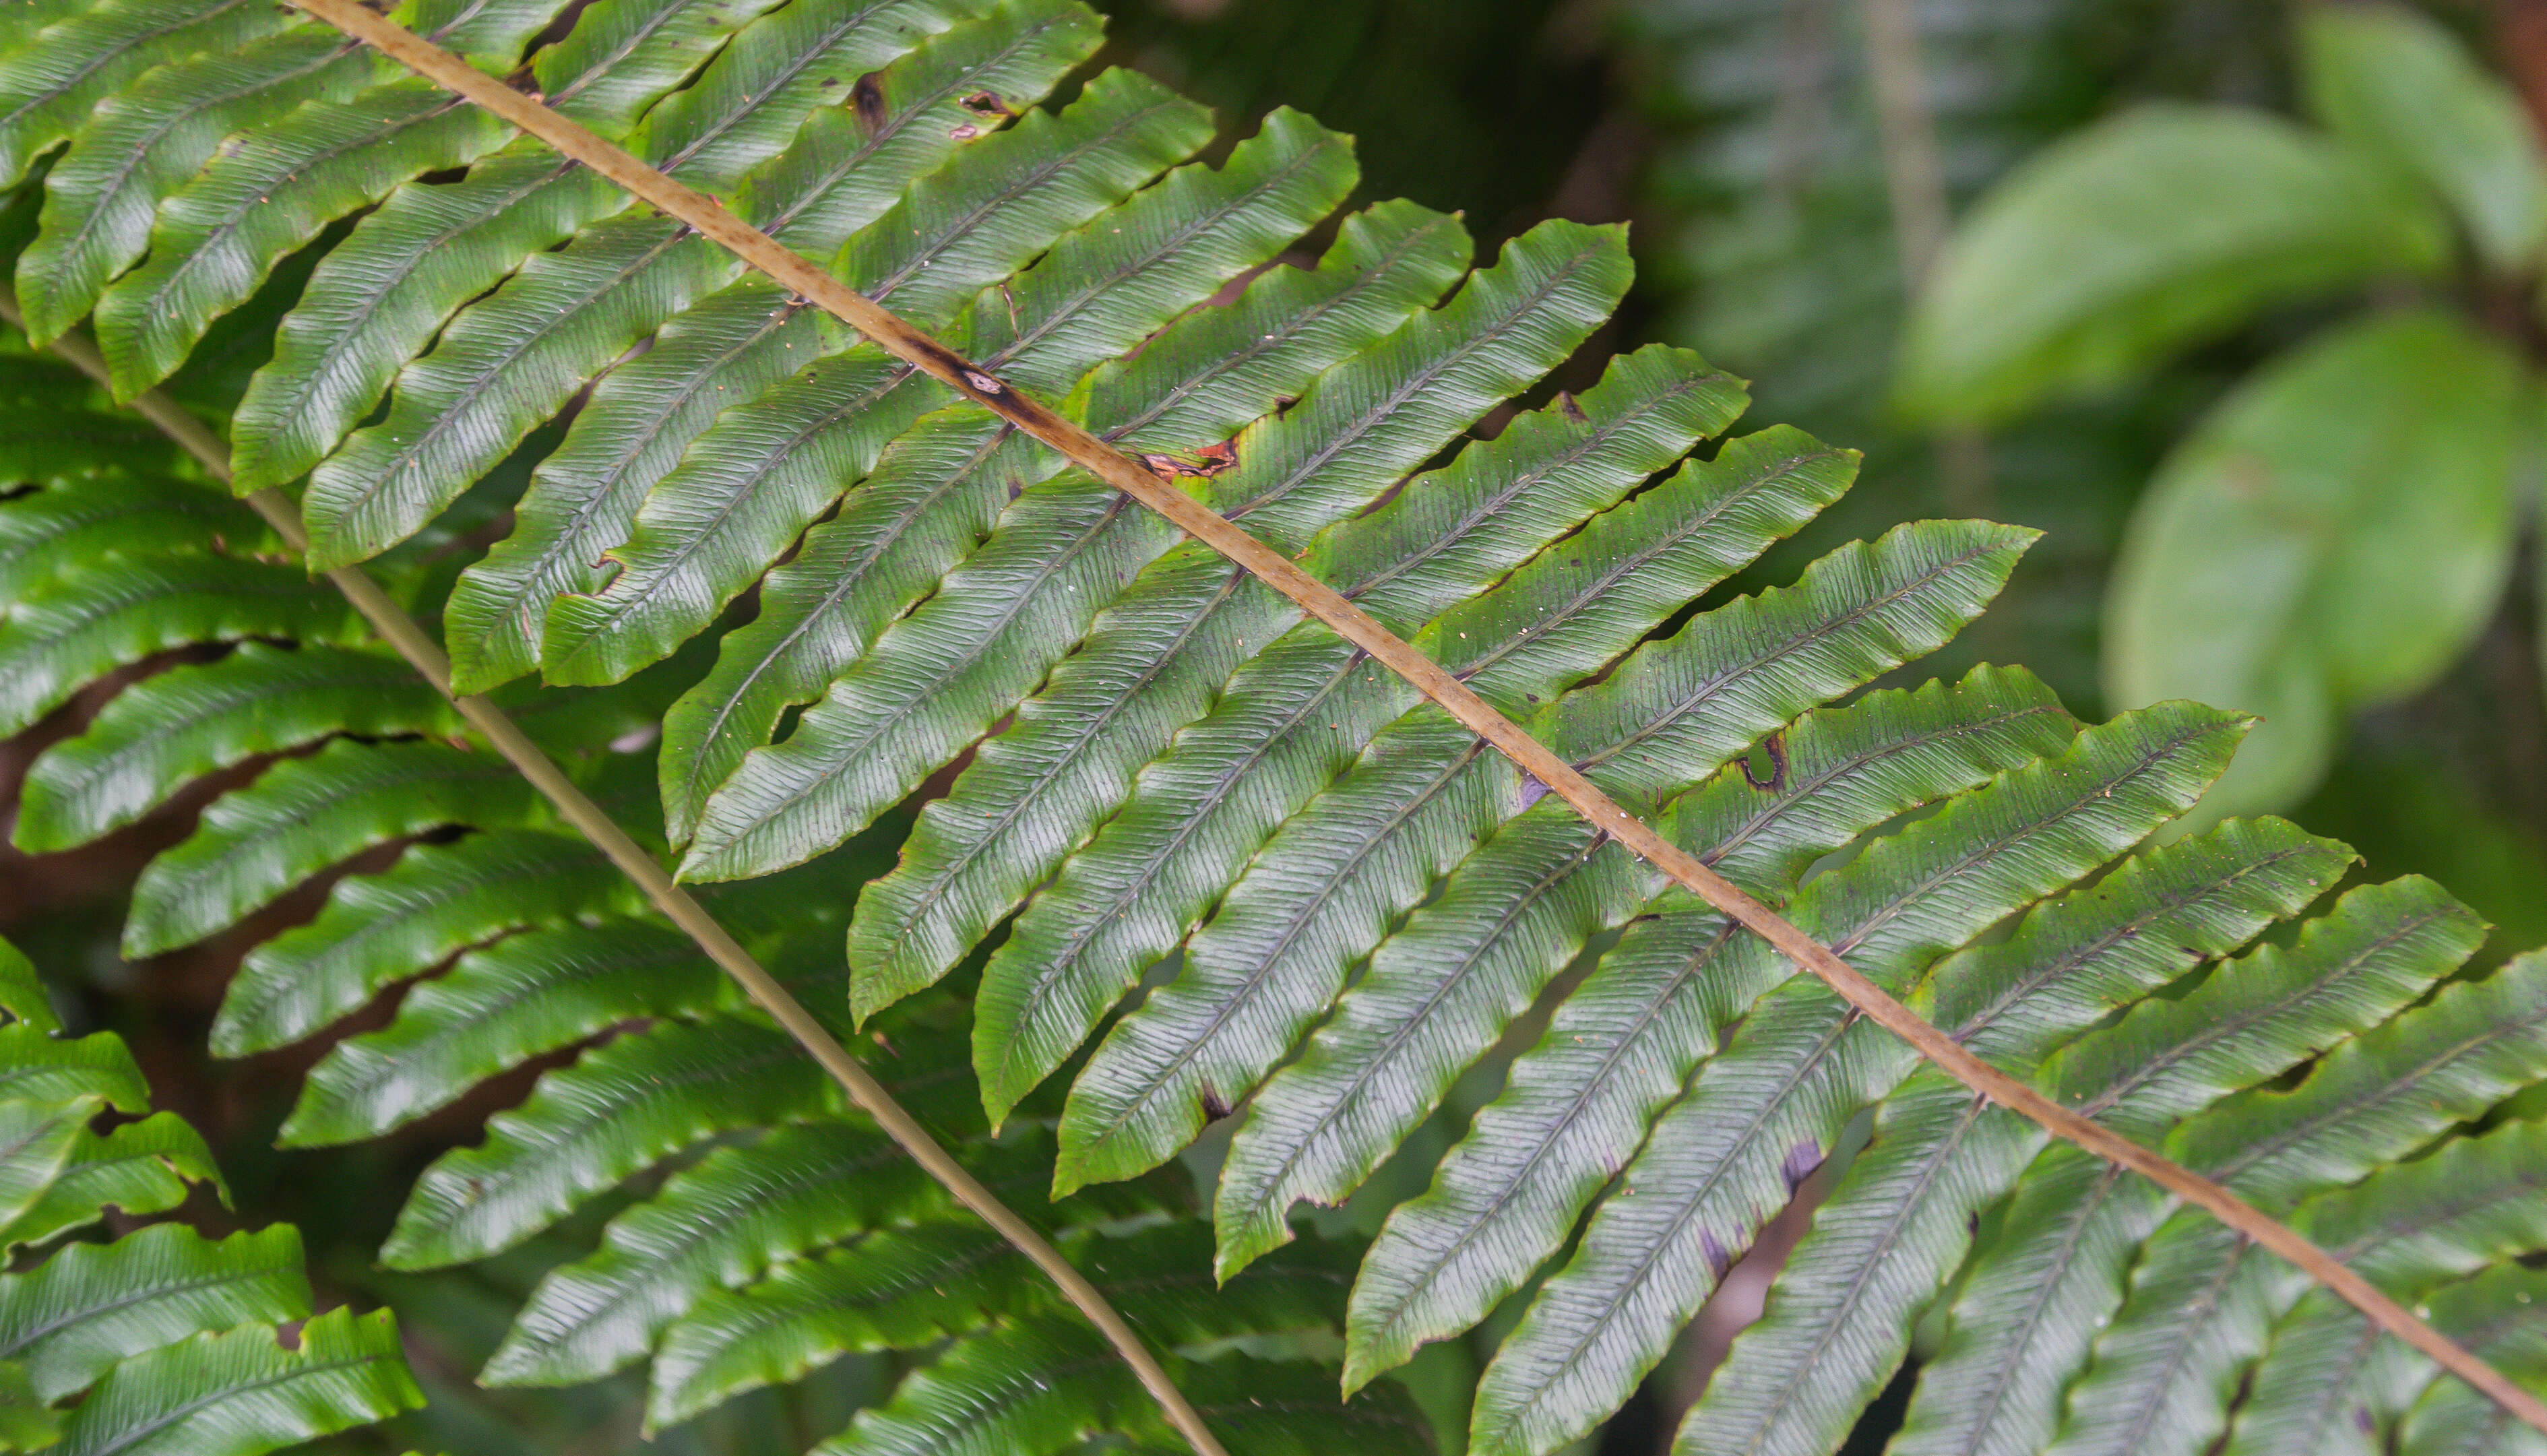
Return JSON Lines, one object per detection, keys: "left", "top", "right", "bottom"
{"left": 1857, "top": 0, "right": 1992, "bottom": 515}
{"left": 254, "top": 0, "right": 2547, "bottom": 1430}
{"left": 0, "top": 300, "right": 1233, "bottom": 1456}
{"left": 1858, "top": 0, "right": 1949, "bottom": 292}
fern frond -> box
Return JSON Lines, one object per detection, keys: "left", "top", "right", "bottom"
{"left": 222, "top": 0, "right": 780, "bottom": 493}
{"left": 121, "top": 737, "right": 543, "bottom": 957}
{"left": 15, "top": 641, "right": 455, "bottom": 849}
{"left": 90, "top": 2, "right": 571, "bottom": 397}
{"left": 1340, "top": 666, "right": 2085, "bottom": 1385}
{"left": 4, "top": 0, "right": 2546, "bottom": 1450}
{"left": 531, "top": 64, "right": 1249, "bottom": 693}
{"left": 984, "top": 423, "right": 1852, "bottom": 1137}
{"left": 218, "top": 827, "right": 639, "bottom": 1056}
{"left": 0, "top": 935, "right": 420, "bottom": 1453}
{"left": 490, "top": 1119, "right": 949, "bottom": 1386}
{"left": 2391, "top": 1267, "right": 2547, "bottom": 1456}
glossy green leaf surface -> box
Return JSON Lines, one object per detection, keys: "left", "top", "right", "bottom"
{"left": 2302, "top": 4, "right": 2547, "bottom": 270}
{"left": 0, "top": 935, "right": 418, "bottom": 1455}
{"left": 1899, "top": 104, "right": 2451, "bottom": 424}
{"left": 2104, "top": 311, "right": 2523, "bottom": 819}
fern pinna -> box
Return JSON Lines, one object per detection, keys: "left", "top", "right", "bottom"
{"left": 0, "top": 0, "right": 2541, "bottom": 1453}
{"left": 0, "top": 933, "right": 420, "bottom": 1454}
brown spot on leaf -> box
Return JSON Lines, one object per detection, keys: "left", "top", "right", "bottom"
{"left": 1201, "top": 1087, "right": 1234, "bottom": 1122}
{"left": 1139, "top": 437, "right": 1242, "bottom": 480}
{"left": 1738, "top": 730, "right": 1788, "bottom": 792}
{"left": 962, "top": 90, "right": 1016, "bottom": 118}
{"left": 950, "top": 122, "right": 981, "bottom": 141}
{"left": 1558, "top": 391, "right": 1588, "bottom": 424}
{"left": 850, "top": 72, "right": 886, "bottom": 130}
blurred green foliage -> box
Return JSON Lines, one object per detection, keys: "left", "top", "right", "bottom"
{"left": 1621, "top": 0, "right": 2285, "bottom": 709}
{"left": 1625, "top": 0, "right": 2547, "bottom": 968}
{"left": 1888, "top": 3, "right": 2547, "bottom": 951}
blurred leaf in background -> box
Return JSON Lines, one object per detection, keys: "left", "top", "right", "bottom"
{"left": 1618, "top": 0, "right": 2547, "bottom": 963}
{"left": 1897, "top": 103, "right": 2455, "bottom": 421}
{"left": 1895, "top": 1, "right": 2547, "bottom": 945}
{"left": 1616, "top": 0, "right": 2289, "bottom": 718}
{"left": 2103, "top": 309, "right": 2521, "bottom": 819}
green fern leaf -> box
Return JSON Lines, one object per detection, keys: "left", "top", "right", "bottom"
{"left": 292, "top": 0, "right": 1003, "bottom": 569}
{"left": 8, "top": 3, "right": 2547, "bottom": 1449}
{"left": 2391, "top": 1267, "right": 2547, "bottom": 1455}
{"left": 656, "top": 194, "right": 1472, "bottom": 846}
{"left": 0, "top": 474, "right": 269, "bottom": 606}
{"left": 0, "top": 556, "right": 356, "bottom": 738}
{"left": 0, "top": 1113, "right": 224, "bottom": 1251}
{"left": 0, "top": 0, "right": 298, "bottom": 194}
{"left": 281, "top": 921, "right": 741, "bottom": 1144}
{"left": 740, "top": 1226, "right": 1352, "bottom": 1453}
{"left": 1998, "top": 953, "right": 2543, "bottom": 1456}
{"left": 224, "top": 0, "right": 991, "bottom": 497}
{"left": 214, "top": 827, "right": 637, "bottom": 1056}
{"left": 528, "top": 61, "right": 1223, "bottom": 687}
{"left": 650, "top": 1216, "right": 1047, "bottom": 1426}
{"left": 13, "top": 642, "right": 456, "bottom": 850}
{"left": 975, "top": 424, "right": 1856, "bottom": 1131}
{"left": 1340, "top": 666, "right": 2088, "bottom": 1389}
{"left": 0, "top": 935, "right": 418, "bottom": 1452}
{"left": 14, "top": 28, "right": 369, "bottom": 345}
{"left": 542, "top": 97, "right": 1353, "bottom": 705}
{"left": 1207, "top": 521, "right": 2038, "bottom": 1272}
{"left": 51, "top": 1306, "right": 417, "bottom": 1456}
{"left": 94, "top": 77, "right": 511, "bottom": 398}
{"left": 487, "top": 1120, "right": 943, "bottom": 1386}
{"left": 678, "top": 212, "right": 1620, "bottom": 882}
{"left": 811, "top": 1313, "right": 1143, "bottom": 1456}
{"left": 442, "top": 1, "right": 1109, "bottom": 687}
{"left": 382, "top": 1014, "right": 852, "bottom": 1269}
{"left": 121, "top": 738, "right": 543, "bottom": 957}
{"left": 0, "top": 1224, "right": 309, "bottom": 1402}
{"left": 1061, "top": 518, "right": 2029, "bottom": 1207}
{"left": 1160, "top": 1359, "right": 1436, "bottom": 1456}
{"left": 1673, "top": 823, "right": 2360, "bottom": 1454}
{"left": 1465, "top": 704, "right": 2244, "bottom": 1453}
{"left": 852, "top": 342, "right": 1747, "bottom": 1030}
{"left": 0, "top": 1101, "right": 95, "bottom": 1235}
{"left": 2220, "top": 1119, "right": 2547, "bottom": 1455}
{"left": 0, "top": 1027, "right": 148, "bottom": 1116}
